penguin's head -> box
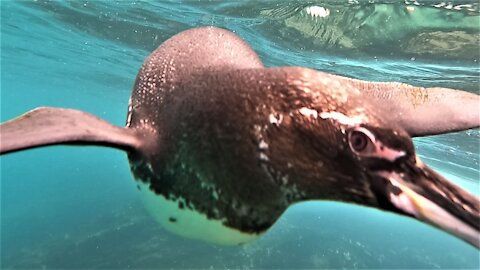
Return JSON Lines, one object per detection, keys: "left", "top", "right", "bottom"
{"left": 269, "top": 68, "right": 479, "bottom": 248}
{"left": 334, "top": 123, "right": 479, "bottom": 247}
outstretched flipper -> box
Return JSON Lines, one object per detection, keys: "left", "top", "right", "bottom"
{"left": 349, "top": 79, "right": 480, "bottom": 137}
{"left": 0, "top": 107, "right": 144, "bottom": 154}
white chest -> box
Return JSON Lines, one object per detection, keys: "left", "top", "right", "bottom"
{"left": 137, "top": 181, "right": 261, "bottom": 245}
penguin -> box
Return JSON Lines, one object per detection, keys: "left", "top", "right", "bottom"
{"left": 1, "top": 26, "right": 479, "bottom": 247}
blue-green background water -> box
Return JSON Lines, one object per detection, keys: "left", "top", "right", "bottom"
{"left": 1, "top": 1, "right": 479, "bottom": 268}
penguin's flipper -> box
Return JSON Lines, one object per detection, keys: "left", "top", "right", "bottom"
{"left": 0, "top": 107, "right": 144, "bottom": 154}
{"left": 353, "top": 81, "right": 480, "bottom": 137}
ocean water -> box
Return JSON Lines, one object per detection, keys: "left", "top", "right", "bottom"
{"left": 1, "top": 1, "right": 479, "bottom": 269}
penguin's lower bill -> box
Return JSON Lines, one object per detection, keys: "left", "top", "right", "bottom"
{"left": 370, "top": 158, "right": 479, "bottom": 247}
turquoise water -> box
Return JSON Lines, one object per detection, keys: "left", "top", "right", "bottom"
{"left": 1, "top": 1, "right": 479, "bottom": 268}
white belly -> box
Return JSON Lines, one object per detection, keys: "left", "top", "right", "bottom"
{"left": 137, "top": 181, "right": 261, "bottom": 245}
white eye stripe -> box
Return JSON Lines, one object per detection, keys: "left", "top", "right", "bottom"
{"left": 352, "top": 127, "right": 406, "bottom": 161}
{"left": 319, "top": 111, "right": 364, "bottom": 126}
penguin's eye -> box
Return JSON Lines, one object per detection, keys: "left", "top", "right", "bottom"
{"left": 348, "top": 128, "right": 375, "bottom": 154}
{"left": 350, "top": 131, "right": 368, "bottom": 151}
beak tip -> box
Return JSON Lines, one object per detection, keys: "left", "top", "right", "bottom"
{"left": 374, "top": 165, "right": 480, "bottom": 249}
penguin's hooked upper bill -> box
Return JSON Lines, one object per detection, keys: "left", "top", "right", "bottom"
{"left": 0, "top": 27, "right": 478, "bottom": 248}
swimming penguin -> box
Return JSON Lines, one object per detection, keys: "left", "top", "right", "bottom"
{"left": 1, "top": 27, "right": 479, "bottom": 247}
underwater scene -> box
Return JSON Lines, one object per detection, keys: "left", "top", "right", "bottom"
{"left": 1, "top": 0, "right": 479, "bottom": 269}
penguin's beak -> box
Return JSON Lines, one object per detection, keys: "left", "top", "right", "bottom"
{"left": 371, "top": 158, "right": 480, "bottom": 248}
